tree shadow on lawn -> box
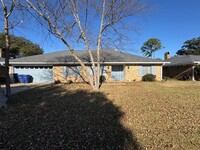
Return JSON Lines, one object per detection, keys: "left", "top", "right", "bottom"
{"left": 0, "top": 85, "right": 141, "bottom": 149}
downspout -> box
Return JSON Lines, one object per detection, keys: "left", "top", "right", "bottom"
{"left": 161, "top": 63, "right": 165, "bottom": 80}
{"left": 192, "top": 65, "right": 195, "bottom": 81}
{"left": 192, "top": 62, "right": 200, "bottom": 81}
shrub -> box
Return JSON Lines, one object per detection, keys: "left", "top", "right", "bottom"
{"left": 178, "top": 75, "right": 190, "bottom": 81}
{"left": 194, "top": 65, "right": 200, "bottom": 81}
{"left": 54, "top": 80, "right": 61, "bottom": 84}
{"left": 142, "top": 74, "right": 156, "bottom": 82}
{"left": 100, "top": 75, "right": 106, "bottom": 83}
{"left": 163, "top": 76, "right": 170, "bottom": 81}
{"left": 67, "top": 80, "right": 73, "bottom": 84}
{"left": 0, "top": 77, "right": 6, "bottom": 84}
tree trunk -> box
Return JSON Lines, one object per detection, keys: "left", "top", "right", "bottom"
{"left": 95, "top": 0, "right": 105, "bottom": 91}
{"left": 3, "top": 5, "right": 11, "bottom": 101}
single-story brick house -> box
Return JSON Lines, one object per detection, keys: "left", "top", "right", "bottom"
{"left": 163, "top": 55, "right": 200, "bottom": 81}
{"left": 8, "top": 50, "right": 167, "bottom": 83}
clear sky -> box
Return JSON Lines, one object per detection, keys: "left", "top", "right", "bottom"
{"left": 6, "top": 0, "right": 200, "bottom": 60}
{"left": 134, "top": 0, "right": 200, "bottom": 59}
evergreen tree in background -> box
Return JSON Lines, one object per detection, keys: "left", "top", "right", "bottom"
{"left": 176, "top": 37, "right": 200, "bottom": 55}
{"left": 141, "top": 38, "right": 162, "bottom": 58}
{"left": 0, "top": 33, "right": 43, "bottom": 58}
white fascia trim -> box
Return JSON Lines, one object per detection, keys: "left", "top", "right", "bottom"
{"left": 10, "top": 62, "right": 56, "bottom": 65}
{"left": 193, "top": 61, "right": 200, "bottom": 64}
{"left": 104, "top": 61, "right": 171, "bottom": 64}
{"left": 10, "top": 61, "right": 169, "bottom": 65}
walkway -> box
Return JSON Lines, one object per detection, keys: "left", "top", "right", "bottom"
{"left": 0, "top": 83, "right": 51, "bottom": 108}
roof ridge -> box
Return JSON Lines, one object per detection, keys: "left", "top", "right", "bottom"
{"left": 10, "top": 49, "right": 166, "bottom": 64}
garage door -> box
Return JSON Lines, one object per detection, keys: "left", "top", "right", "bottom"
{"left": 14, "top": 66, "right": 53, "bottom": 82}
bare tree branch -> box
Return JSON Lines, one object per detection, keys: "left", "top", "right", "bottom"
{"left": 0, "top": 0, "right": 16, "bottom": 101}
{"left": 25, "top": 0, "right": 95, "bottom": 87}
{"left": 21, "top": 0, "right": 148, "bottom": 90}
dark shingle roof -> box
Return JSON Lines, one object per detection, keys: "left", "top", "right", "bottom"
{"left": 10, "top": 50, "right": 166, "bottom": 65}
{"left": 165, "top": 55, "right": 200, "bottom": 66}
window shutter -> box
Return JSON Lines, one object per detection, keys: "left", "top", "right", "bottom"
{"left": 63, "top": 66, "right": 67, "bottom": 77}
{"left": 151, "top": 66, "right": 155, "bottom": 75}
{"left": 68, "top": 66, "right": 80, "bottom": 77}
{"left": 101, "top": 66, "right": 106, "bottom": 76}
{"left": 139, "top": 66, "right": 143, "bottom": 76}
{"left": 75, "top": 66, "right": 80, "bottom": 77}
{"left": 88, "top": 67, "right": 93, "bottom": 76}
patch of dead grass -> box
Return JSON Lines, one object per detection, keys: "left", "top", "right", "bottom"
{"left": 101, "top": 81, "right": 200, "bottom": 149}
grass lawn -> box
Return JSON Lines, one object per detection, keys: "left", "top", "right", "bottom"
{"left": 0, "top": 81, "right": 200, "bottom": 149}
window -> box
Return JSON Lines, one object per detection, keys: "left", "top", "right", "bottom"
{"left": 88, "top": 66, "right": 106, "bottom": 76}
{"left": 63, "top": 66, "right": 80, "bottom": 77}
{"left": 139, "top": 65, "right": 155, "bottom": 76}
{"left": 111, "top": 65, "right": 124, "bottom": 81}
{"left": 101, "top": 66, "right": 106, "bottom": 76}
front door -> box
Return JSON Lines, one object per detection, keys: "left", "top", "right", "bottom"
{"left": 111, "top": 65, "right": 124, "bottom": 81}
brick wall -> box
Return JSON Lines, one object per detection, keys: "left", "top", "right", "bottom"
{"left": 53, "top": 64, "right": 163, "bottom": 83}
{"left": 53, "top": 66, "right": 66, "bottom": 82}
{"left": 155, "top": 65, "right": 162, "bottom": 81}
{"left": 125, "top": 65, "right": 162, "bottom": 81}
{"left": 125, "top": 65, "right": 140, "bottom": 81}
{"left": 105, "top": 65, "right": 112, "bottom": 82}
{"left": 53, "top": 66, "right": 91, "bottom": 83}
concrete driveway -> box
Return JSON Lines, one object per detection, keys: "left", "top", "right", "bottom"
{"left": 1, "top": 83, "right": 51, "bottom": 94}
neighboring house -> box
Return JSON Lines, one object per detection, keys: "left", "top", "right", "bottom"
{"left": 8, "top": 50, "right": 167, "bottom": 83}
{"left": 0, "top": 57, "right": 5, "bottom": 78}
{"left": 163, "top": 54, "right": 200, "bottom": 81}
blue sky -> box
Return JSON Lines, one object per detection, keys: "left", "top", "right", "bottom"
{"left": 135, "top": 0, "right": 200, "bottom": 59}
{"left": 7, "top": 0, "right": 200, "bottom": 59}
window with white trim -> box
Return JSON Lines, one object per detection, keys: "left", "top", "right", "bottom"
{"left": 88, "top": 66, "right": 106, "bottom": 76}
{"left": 139, "top": 65, "right": 155, "bottom": 76}
{"left": 63, "top": 66, "right": 80, "bottom": 77}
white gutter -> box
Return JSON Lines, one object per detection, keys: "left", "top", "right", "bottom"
{"left": 193, "top": 61, "right": 200, "bottom": 64}
{"left": 99, "top": 62, "right": 169, "bottom": 65}
{"left": 9, "top": 61, "right": 169, "bottom": 65}
{"left": 9, "top": 62, "right": 57, "bottom": 65}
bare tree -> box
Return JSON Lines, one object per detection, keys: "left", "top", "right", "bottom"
{"left": 0, "top": 0, "right": 16, "bottom": 101}
{"left": 23, "top": 0, "right": 147, "bottom": 90}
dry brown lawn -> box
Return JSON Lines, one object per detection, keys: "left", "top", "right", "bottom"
{"left": 0, "top": 81, "right": 200, "bottom": 149}
{"left": 102, "top": 81, "right": 200, "bottom": 149}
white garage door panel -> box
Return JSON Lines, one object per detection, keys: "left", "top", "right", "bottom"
{"left": 14, "top": 67, "right": 53, "bottom": 82}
